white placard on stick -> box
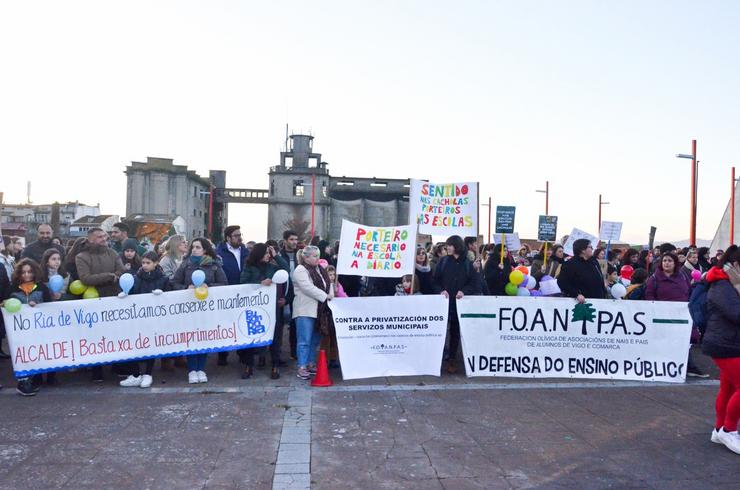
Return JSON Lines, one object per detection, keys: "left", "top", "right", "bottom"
{"left": 563, "top": 228, "right": 600, "bottom": 256}
{"left": 408, "top": 179, "right": 478, "bottom": 236}
{"left": 599, "top": 221, "right": 623, "bottom": 241}
{"left": 336, "top": 220, "right": 415, "bottom": 278}
{"left": 492, "top": 232, "right": 522, "bottom": 252}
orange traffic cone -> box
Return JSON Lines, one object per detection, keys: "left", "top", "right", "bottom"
{"left": 311, "top": 349, "right": 334, "bottom": 387}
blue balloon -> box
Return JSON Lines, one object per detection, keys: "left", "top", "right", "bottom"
{"left": 531, "top": 290, "right": 543, "bottom": 297}
{"left": 48, "top": 274, "right": 64, "bottom": 294}
{"left": 191, "top": 269, "right": 206, "bottom": 287}
{"left": 119, "top": 273, "right": 135, "bottom": 295}
{"left": 516, "top": 287, "right": 531, "bottom": 296}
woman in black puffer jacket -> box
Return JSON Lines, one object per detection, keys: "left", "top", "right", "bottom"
{"left": 701, "top": 246, "right": 740, "bottom": 455}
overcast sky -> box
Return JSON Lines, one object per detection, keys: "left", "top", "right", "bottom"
{"left": 1, "top": 1, "right": 738, "bottom": 244}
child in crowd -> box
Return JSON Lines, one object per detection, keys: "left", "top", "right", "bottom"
{"left": 326, "top": 265, "right": 347, "bottom": 298}
{"left": 39, "top": 248, "right": 69, "bottom": 300}
{"left": 321, "top": 265, "right": 345, "bottom": 369}
{"left": 120, "top": 238, "right": 142, "bottom": 272}
{"left": 626, "top": 268, "right": 649, "bottom": 300}
{"left": 606, "top": 264, "right": 619, "bottom": 287}
{"left": 395, "top": 274, "right": 420, "bottom": 296}
{"left": 10, "top": 259, "right": 53, "bottom": 395}
{"left": 119, "top": 251, "right": 170, "bottom": 388}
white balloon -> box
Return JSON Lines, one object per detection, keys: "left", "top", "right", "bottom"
{"left": 272, "top": 269, "right": 290, "bottom": 284}
{"left": 611, "top": 283, "right": 627, "bottom": 299}
{"left": 525, "top": 275, "right": 537, "bottom": 290}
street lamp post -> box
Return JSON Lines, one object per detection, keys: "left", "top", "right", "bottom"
{"left": 536, "top": 181, "right": 549, "bottom": 215}
{"left": 480, "top": 197, "right": 492, "bottom": 243}
{"left": 676, "top": 139, "right": 698, "bottom": 247}
{"left": 598, "top": 194, "right": 609, "bottom": 232}
{"left": 732, "top": 166, "right": 738, "bottom": 246}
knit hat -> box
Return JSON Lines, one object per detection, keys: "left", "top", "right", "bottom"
{"left": 122, "top": 238, "right": 140, "bottom": 252}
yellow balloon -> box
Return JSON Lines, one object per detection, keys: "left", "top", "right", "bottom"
{"left": 82, "top": 286, "right": 99, "bottom": 299}
{"left": 194, "top": 285, "right": 208, "bottom": 301}
{"left": 69, "top": 280, "right": 88, "bottom": 296}
{"left": 509, "top": 270, "right": 524, "bottom": 286}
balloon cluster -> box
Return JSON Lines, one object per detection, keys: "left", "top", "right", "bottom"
{"left": 505, "top": 266, "right": 537, "bottom": 297}
{"left": 68, "top": 280, "right": 99, "bottom": 299}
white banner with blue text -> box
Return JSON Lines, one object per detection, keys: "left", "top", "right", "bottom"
{"left": 3, "top": 284, "right": 276, "bottom": 377}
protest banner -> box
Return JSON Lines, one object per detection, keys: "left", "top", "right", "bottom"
{"left": 408, "top": 179, "right": 478, "bottom": 236}
{"left": 2, "top": 284, "right": 276, "bottom": 377}
{"left": 599, "top": 221, "right": 623, "bottom": 241}
{"left": 336, "top": 220, "right": 415, "bottom": 277}
{"left": 538, "top": 215, "right": 558, "bottom": 242}
{"left": 329, "top": 295, "right": 449, "bottom": 379}
{"left": 492, "top": 232, "right": 521, "bottom": 252}
{"left": 457, "top": 296, "right": 692, "bottom": 382}
{"left": 562, "top": 228, "right": 600, "bottom": 256}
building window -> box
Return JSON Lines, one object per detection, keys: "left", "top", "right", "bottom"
{"left": 193, "top": 209, "right": 197, "bottom": 217}
{"left": 370, "top": 182, "right": 387, "bottom": 188}
{"left": 337, "top": 180, "right": 354, "bottom": 186}
{"left": 322, "top": 182, "right": 328, "bottom": 197}
{"left": 294, "top": 184, "right": 304, "bottom": 197}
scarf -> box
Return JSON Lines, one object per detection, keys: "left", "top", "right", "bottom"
{"left": 307, "top": 265, "right": 332, "bottom": 335}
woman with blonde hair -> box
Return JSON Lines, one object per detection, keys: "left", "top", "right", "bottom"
{"left": 160, "top": 235, "right": 188, "bottom": 279}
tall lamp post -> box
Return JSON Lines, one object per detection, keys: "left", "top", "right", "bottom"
{"left": 732, "top": 166, "right": 738, "bottom": 246}
{"left": 536, "top": 181, "right": 549, "bottom": 214}
{"left": 598, "top": 194, "right": 609, "bottom": 232}
{"left": 481, "top": 197, "right": 492, "bottom": 243}
{"left": 676, "top": 139, "right": 698, "bottom": 247}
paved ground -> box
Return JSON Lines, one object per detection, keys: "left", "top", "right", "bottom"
{"left": 1, "top": 345, "right": 738, "bottom": 489}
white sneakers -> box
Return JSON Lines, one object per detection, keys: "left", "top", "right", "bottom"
{"left": 716, "top": 428, "right": 740, "bottom": 455}
{"left": 188, "top": 371, "right": 208, "bottom": 384}
{"left": 120, "top": 375, "right": 142, "bottom": 387}
{"left": 711, "top": 428, "right": 721, "bottom": 444}
{"left": 120, "top": 374, "right": 154, "bottom": 388}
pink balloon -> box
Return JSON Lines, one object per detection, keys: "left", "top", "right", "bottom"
{"left": 691, "top": 270, "right": 701, "bottom": 281}
{"left": 319, "top": 259, "right": 329, "bottom": 268}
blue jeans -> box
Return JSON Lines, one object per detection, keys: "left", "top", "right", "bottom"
{"left": 296, "top": 316, "right": 321, "bottom": 368}
{"left": 186, "top": 354, "right": 207, "bottom": 371}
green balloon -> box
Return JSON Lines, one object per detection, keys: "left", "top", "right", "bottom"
{"left": 3, "top": 298, "right": 22, "bottom": 313}
{"left": 504, "top": 283, "right": 518, "bottom": 296}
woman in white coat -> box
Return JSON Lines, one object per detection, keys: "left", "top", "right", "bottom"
{"left": 292, "top": 246, "right": 333, "bottom": 380}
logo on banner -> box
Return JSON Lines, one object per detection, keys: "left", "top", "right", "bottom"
{"left": 370, "top": 343, "right": 408, "bottom": 354}
{"left": 238, "top": 307, "right": 271, "bottom": 337}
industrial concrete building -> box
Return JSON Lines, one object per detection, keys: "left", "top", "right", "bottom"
{"left": 124, "top": 157, "right": 227, "bottom": 240}
{"left": 124, "top": 134, "right": 408, "bottom": 242}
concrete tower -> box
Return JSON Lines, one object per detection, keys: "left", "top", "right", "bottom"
{"left": 267, "top": 135, "right": 330, "bottom": 240}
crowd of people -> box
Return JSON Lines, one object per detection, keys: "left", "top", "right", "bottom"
{"left": 1, "top": 222, "right": 740, "bottom": 455}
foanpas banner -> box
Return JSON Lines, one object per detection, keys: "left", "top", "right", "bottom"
{"left": 457, "top": 296, "right": 693, "bottom": 383}
{"left": 409, "top": 179, "right": 478, "bottom": 236}
{"left": 3, "top": 284, "right": 276, "bottom": 377}
{"left": 336, "top": 220, "right": 415, "bottom": 277}
{"left": 329, "top": 295, "right": 448, "bottom": 380}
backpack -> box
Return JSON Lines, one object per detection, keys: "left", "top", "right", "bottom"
{"left": 688, "top": 281, "right": 710, "bottom": 335}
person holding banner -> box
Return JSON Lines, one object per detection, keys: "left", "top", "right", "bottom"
{"left": 239, "top": 243, "right": 289, "bottom": 380}
{"left": 39, "top": 248, "right": 69, "bottom": 300}
{"left": 557, "top": 238, "right": 607, "bottom": 303}
{"left": 433, "top": 235, "right": 480, "bottom": 373}
{"left": 10, "top": 259, "right": 52, "bottom": 395}
{"left": 292, "top": 245, "right": 333, "bottom": 380}
{"left": 172, "top": 238, "right": 228, "bottom": 384}
{"left": 483, "top": 244, "right": 514, "bottom": 296}
{"left": 702, "top": 246, "right": 740, "bottom": 454}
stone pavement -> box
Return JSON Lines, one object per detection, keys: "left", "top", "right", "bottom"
{"left": 0, "top": 347, "right": 738, "bottom": 489}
